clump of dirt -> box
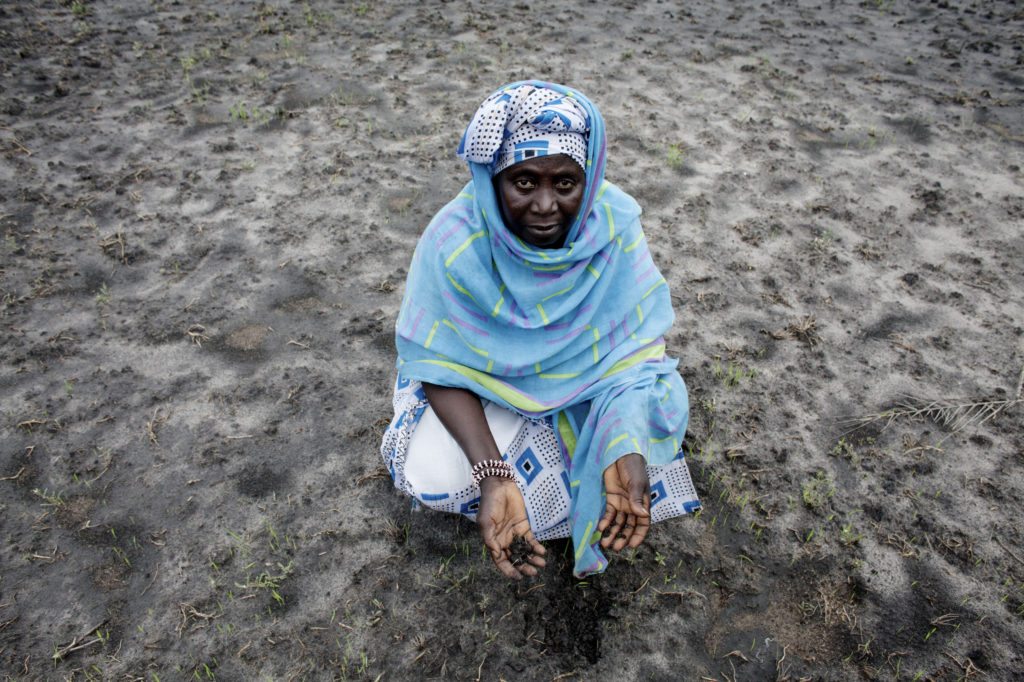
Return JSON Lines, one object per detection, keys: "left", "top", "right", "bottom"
{"left": 223, "top": 324, "right": 270, "bottom": 352}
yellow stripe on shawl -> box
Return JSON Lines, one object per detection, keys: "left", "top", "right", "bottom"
{"left": 601, "top": 343, "right": 665, "bottom": 378}
{"left": 529, "top": 261, "right": 572, "bottom": 271}
{"left": 596, "top": 180, "right": 610, "bottom": 200}
{"left": 457, "top": 192, "right": 474, "bottom": 200}
{"left": 416, "top": 360, "right": 548, "bottom": 412}
{"left": 539, "top": 372, "right": 581, "bottom": 379}
{"left": 536, "top": 303, "right": 550, "bottom": 324}
{"left": 424, "top": 320, "right": 440, "bottom": 349}
{"left": 586, "top": 265, "right": 601, "bottom": 280}
{"left": 642, "top": 279, "right": 666, "bottom": 299}
{"left": 624, "top": 233, "right": 645, "bottom": 253}
{"left": 542, "top": 283, "right": 574, "bottom": 302}
{"left": 558, "top": 413, "right": 577, "bottom": 460}
{"left": 589, "top": 326, "right": 600, "bottom": 363}
{"left": 491, "top": 284, "right": 505, "bottom": 317}
{"left": 442, "top": 319, "right": 489, "bottom": 358}
{"left": 575, "top": 521, "right": 594, "bottom": 560}
{"left": 445, "top": 231, "right": 485, "bottom": 268}
{"left": 446, "top": 272, "right": 478, "bottom": 303}
{"left": 635, "top": 304, "right": 644, "bottom": 324}
{"left": 603, "top": 202, "right": 615, "bottom": 241}
{"left": 605, "top": 433, "right": 629, "bottom": 453}
{"left": 486, "top": 359, "right": 494, "bottom": 373}
{"left": 655, "top": 436, "right": 679, "bottom": 450}
{"left": 656, "top": 378, "right": 672, "bottom": 402}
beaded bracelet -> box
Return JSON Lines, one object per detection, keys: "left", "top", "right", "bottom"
{"left": 471, "top": 459, "right": 515, "bottom": 487}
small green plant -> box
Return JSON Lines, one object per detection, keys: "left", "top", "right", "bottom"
{"left": 811, "top": 229, "right": 834, "bottom": 253}
{"left": 801, "top": 471, "right": 835, "bottom": 513}
{"left": 839, "top": 522, "right": 863, "bottom": 546}
{"left": 237, "top": 561, "right": 293, "bottom": 606}
{"left": 71, "top": 0, "right": 88, "bottom": 17}
{"left": 33, "top": 488, "right": 66, "bottom": 507}
{"left": 666, "top": 143, "right": 686, "bottom": 170}
{"left": 229, "top": 102, "right": 272, "bottom": 125}
{"left": 95, "top": 283, "right": 111, "bottom": 305}
{"left": 180, "top": 54, "right": 197, "bottom": 75}
{"left": 229, "top": 102, "right": 250, "bottom": 121}
{"left": 712, "top": 360, "right": 756, "bottom": 388}
{"left": 831, "top": 437, "right": 854, "bottom": 458}
{"left": 111, "top": 546, "right": 132, "bottom": 567}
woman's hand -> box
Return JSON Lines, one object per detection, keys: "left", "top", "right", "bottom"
{"left": 477, "top": 478, "right": 546, "bottom": 579}
{"left": 598, "top": 453, "right": 651, "bottom": 552}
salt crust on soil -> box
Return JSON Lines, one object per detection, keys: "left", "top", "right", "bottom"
{"left": 1, "top": 1, "right": 1023, "bottom": 680}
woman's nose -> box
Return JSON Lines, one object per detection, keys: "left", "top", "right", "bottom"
{"left": 531, "top": 188, "right": 558, "bottom": 216}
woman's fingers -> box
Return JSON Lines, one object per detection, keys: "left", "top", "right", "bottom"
{"left": 490, "top": 547, "right": 524, "bottom": 580}
{"left": 626, "top": 512, "right": 651, "bottom": 549}
{"left": 597, "top": 504, "right": 616, "bottom": 532}
{"left": 601, "top": 507, "right": 626, "bottom": 548}
{"left": 481, "top": 520, "right": 521, "bottom": 579}
{"left": 521, "top": 529, "right": 547, "bottom": 563}
{"left": 482, "top": 513, "right": 545, "bottom": 579}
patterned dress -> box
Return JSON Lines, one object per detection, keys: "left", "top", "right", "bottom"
{"left": 381, "top": 376, "right": 701, "bottom": 542}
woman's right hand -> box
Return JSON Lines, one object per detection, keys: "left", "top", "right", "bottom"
{"left": 477, "top": 478, "right": 546, "bottom": 580}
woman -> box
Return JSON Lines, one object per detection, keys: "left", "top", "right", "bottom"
{"left": 381, "top": 81, "right": 700, "bottom": 579}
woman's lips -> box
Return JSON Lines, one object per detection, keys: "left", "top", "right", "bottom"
{"left": 521, "top": 223, "right": 565, "bottom": 247}
{"left": 527, "top": 224, "right": 560, "bottom": 234}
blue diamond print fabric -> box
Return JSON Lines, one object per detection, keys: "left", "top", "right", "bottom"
{"left": 380, "top": 378, "right": 701, "bottom": 542}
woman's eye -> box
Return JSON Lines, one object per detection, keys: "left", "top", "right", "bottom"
{"left": 556, "top": 179, "right": 576, "bottom": 190}
{"left": 515, "top": 179, "right": 535, "bottom": 190}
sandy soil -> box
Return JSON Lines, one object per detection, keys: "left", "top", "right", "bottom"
{"left": 2, "top": 1, "right": 1023, "bottom": 679}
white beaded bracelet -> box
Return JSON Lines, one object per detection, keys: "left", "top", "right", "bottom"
{"left": 471, "top": 459, "right": 515, "bottom": 487}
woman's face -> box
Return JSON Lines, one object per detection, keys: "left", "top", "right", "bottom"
{"left": 494, "top": 154, "right": 585, "bottom": 249}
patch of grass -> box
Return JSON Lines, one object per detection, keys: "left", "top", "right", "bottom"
{"left": 839, "top": 522, "right": 863, "bottom": 546}
{"left": 666, "top": 143, "right": 686, "bottom": 170}
{"left": 811, "top": 229, "right": 834, "bottom": 253}
{"left": 237, "top": 561, "right": 293, "bottom": 606}
{"left": 32, "top": 487, "right": 66, "bottom": 507}
{"left": 229, "top": 102, "right": 273, "bottom": 126}
{"left": 712, "top": 360, "right": 757, "bottom": 388}
{"left": 94, "top": 282, "right": 111, "bottom": 305}
{"left": 801, "top": 471, "right": 835, "bottom": 513}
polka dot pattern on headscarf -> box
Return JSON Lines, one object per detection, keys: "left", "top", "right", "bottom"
{"left": 458, "top": 86, "right": 589, "bottom": 176}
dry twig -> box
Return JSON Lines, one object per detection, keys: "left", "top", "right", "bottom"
{"left": 842, "top": 394, "right": 1021, "bottom": 443}
{"left": 768, "top": 316, "right": 820, "bottom": 346}
{"left": 186, "top": 324, "right": 209, "bottom": 346}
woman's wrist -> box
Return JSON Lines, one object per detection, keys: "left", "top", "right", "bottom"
{"left": 479, "top": 476, "right": 517, "bottom": 493}
{"left": 471, "top": 458, "right": 515, "bottom": 487}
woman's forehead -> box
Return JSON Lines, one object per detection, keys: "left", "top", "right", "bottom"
{"left": 500, "top": 154, "right": 584, "bottom": 177}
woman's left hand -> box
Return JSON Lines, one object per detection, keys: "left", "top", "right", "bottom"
{"left": 598, "top": 453, "right": 651, "bottom": 552}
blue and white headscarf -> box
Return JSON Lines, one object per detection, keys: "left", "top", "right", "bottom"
{"left": 398, "top": 81, "right": 690, "bottom": 577}
{"left": 457, "top": 85, "right": 589, "bottom": 175}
